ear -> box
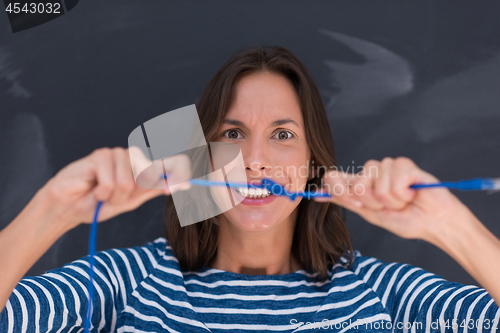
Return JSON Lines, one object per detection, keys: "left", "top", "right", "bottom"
{"left": 307, "top": 155, "right": 317, "bottom": 181}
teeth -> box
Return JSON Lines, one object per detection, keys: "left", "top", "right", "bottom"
{"left": 235, "top": 186, "right": 271, "bottom": 199}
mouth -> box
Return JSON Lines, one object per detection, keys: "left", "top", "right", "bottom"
{"left": 229, "top": 179, "right": 289, "bottom": 206}
{"left": 234, "top": 186, "right": 272, "bottom": 199}
{"left": 232, "top": 186, "right": 277, "bottom": 206}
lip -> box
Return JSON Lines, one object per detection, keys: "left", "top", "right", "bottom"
{"left": 246, "top": 179, "right": 288, "bottom": 188}
{"left": 231, "top": 188, "right": 278, "bottom": 206}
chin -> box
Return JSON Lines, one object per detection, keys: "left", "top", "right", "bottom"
{"left": 235, "top": 219, "right": 277, "bottom": 232}
{"left": 222, "top": 209, "right": 281, "bottom": 232}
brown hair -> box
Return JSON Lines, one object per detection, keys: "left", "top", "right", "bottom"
{"left": 164, "top": 45, "right": 353, "bottom": 279}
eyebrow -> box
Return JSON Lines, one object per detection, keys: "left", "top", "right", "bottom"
{"left": 223, "top": 118, "right": 300, "bottom": 128}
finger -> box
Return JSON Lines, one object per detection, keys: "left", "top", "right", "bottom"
{"left": 116, "top": 185, "right": 165, "bottom": 214}
{"left": 350, "top": 176, "right": 384, "bottom": 210}
{"left": 162, "top": 154, "right": 192, "bottom": 194}
{"left": 373, "top": 157, "right": 407, "bottom": 209}
{"left": 391, "top": 157, "right": 419, "bottom": 203}
{"left": 316, "top": 164, "right": 381, "bottom": 210}
{"left": 347, "top": 160, "right": 384, "bottom": 210}
{"left": 314, "top": 170, "right": 363, "bottom": 209}
{"left": 128, "top": 146, "right": 157, "bottom": 181}
{"left": 83, "top": 184, "right": 164, "bottom": 223}
{"left": 108, "top": 148, "right": 136, "bottom": 205}
{"left": 91, "top": 148, "right": 115, "bottom": 202}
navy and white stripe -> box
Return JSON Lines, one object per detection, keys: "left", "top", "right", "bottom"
{"left": 1, "top": 237, "right": 498, "bottom": 332}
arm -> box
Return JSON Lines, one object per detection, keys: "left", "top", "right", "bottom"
{"left": 351, "top": 252, "right": 499, "bottom": 332}
{"left": 0, "top": 230, "right": 164, "bottom": 332}
{"left": 0, "top": 147, "right": 190, "bottom": 318}
{"left": 0, "top": 183, "right": 71, "bottom": 315}
{"left": 430, "top": 204, "right": 500, "bottom": 306}
{"left": 314, "top": 157, "right": 500, "bottom": 306}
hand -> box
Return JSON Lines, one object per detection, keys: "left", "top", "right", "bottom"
{"left": 44, "top": 146, "right": 191, "bottom": 230}
{"left": 313, "top": 157, "right": 468, "bottom": 242}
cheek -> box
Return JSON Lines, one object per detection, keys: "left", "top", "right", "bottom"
{"left": 275, "top": 154, "right": 310, "bottom": 190}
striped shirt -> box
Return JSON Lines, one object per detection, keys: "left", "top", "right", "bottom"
{"left": 1, "top": 237, "right": 499, "bottom": 332}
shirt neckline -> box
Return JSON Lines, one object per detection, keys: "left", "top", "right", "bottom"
{"left": 185, "top": 265, "right": 323, "bottom": 281}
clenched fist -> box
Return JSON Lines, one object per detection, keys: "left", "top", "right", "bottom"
{"left": 314, "top": 157, "right": 468, "bottom": 242}
{"left": 44, "top": 146, "right": 191, "bottom": 229}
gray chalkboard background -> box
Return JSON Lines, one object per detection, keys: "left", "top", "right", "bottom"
{"left": 1, "top": 1, "right": 499, "bottom": 286}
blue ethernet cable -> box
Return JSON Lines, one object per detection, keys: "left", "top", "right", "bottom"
{"left": 410, "top": 178, "right": 500, "bottom": 191}
{"left": 164, "top": 176, "right": 332, "bottom": 200}
{"left": 84, "top": 176, "right": 498, "bottom": 331}
{"left": 84, "top": 200, "right": 103, "bottom": 333}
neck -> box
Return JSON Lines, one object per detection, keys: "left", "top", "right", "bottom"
{"left": 210, "top": 210, "right": 302, "bottom": 275}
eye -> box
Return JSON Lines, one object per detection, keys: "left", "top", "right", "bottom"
{"left": 223, "top": 129, "right": 242, "bottom": 139}
{"left": 273, "top": 130, "right": 294, "bottom": 140}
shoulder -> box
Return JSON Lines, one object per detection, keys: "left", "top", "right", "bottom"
{"left": 340, "top": 250, "right": 419, "bottom": 276}
{"left": 102, "top": 237, "right": 169, "bottom": 266}
{"left": 79, "top": 237, "right": 176, "bottom": 283}
{"left": 338, "top": 250, "right": 447, "bottom": 293}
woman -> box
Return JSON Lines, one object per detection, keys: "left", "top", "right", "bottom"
{"left": 1, "top": 46, "right": 499, "bottom": 332}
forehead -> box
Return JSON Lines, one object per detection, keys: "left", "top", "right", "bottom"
{"left": 225, "top": 71, "right": 303, "bottom": 127}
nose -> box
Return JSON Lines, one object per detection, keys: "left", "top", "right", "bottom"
{"left": 243, "top": 138, "right": 272, "bottom": 178}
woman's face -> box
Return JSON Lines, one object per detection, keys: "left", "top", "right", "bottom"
{"left": 215, "top": 71, "right": 311, "bottom": 232}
